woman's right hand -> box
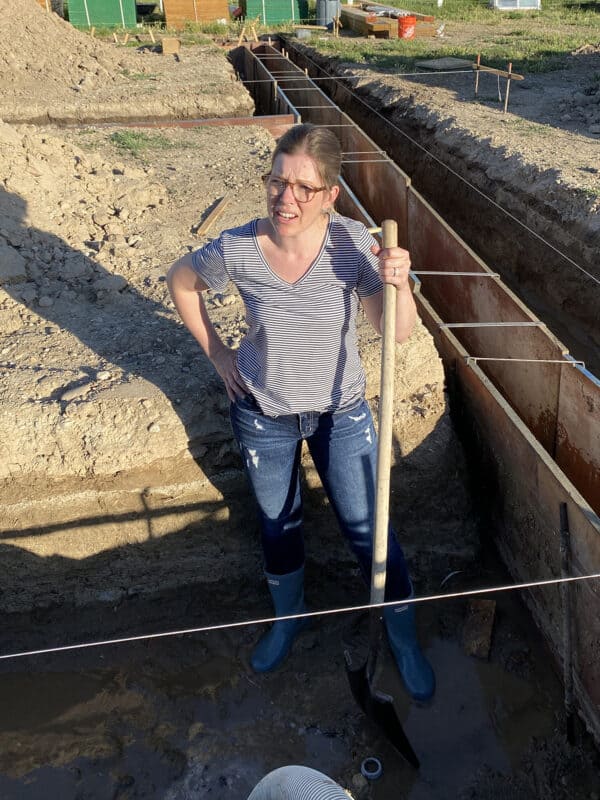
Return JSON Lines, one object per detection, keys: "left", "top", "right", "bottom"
{"left": 211, "top": 346, "right": 248, "bottom": 402}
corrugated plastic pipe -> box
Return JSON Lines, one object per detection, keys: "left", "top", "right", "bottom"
{"left": 247, "top": 766, "right": 351, "bottom": 799}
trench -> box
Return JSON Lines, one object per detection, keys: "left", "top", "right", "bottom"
{"left": 277, "top": 40, "right": 600, "bottom": 378}
{"left": 1, "top": 44, "right": 599, "bottom": 800}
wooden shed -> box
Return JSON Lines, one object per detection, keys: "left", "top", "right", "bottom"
{"left": 163, "top": 0, "right": 230, "bottom": 27}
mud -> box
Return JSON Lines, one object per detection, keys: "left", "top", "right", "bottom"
{"left": 1, "top": 555, "right": 600, "bottom": 800}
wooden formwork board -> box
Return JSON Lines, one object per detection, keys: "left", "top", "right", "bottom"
{"left": 406, "top": 187, "right": 566, "bottom": 455}
{"left": 556, "top": 365, "right": 600, "bottom": 516}
{"left": 415, "top": 294, "right": 600, "bottom": 747}
{"left": 456, "top": 356, "right": 600, "bottom": 734}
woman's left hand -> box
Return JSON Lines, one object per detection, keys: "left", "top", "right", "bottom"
{"left": 370, "top": 243, "right": 412, "bottom": 289}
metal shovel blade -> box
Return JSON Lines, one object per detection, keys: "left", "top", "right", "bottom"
{"left": 344, "top": 622, "right": 420, "bottom": 769}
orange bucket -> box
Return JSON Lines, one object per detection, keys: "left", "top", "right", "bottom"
{"left": 398, "top": 15, "right": 416, "bottom": 39}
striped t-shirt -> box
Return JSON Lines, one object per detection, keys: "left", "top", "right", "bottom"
{"left": 191, "top": 214, "right": 383, "bottom": 416}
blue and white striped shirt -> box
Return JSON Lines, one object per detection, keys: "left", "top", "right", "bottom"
{"left": 192, "top": 214, "right": 383, "bottom": 416}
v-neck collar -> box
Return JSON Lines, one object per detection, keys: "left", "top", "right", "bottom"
{"left": 252, "top": 216, "right": 332, "bottom": 287}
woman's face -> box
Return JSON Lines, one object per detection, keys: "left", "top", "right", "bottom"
{"left": 265, "top": 151, "right": 339, "bottom": 239}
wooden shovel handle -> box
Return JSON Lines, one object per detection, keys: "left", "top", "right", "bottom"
{"left": 370, "top": 219, "right": 398, "bottom": 606}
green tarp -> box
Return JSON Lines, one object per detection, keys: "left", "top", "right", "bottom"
{"left": 245, "top": 0, "right": 309, "bottom": 24}
{"left": 68, "top": 0, "right": 138, "bottom": 28}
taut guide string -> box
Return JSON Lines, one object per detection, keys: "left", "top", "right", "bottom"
{"left": 1, "top": 572, "right": 599, "bottom": 662}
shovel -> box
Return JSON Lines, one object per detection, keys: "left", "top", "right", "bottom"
{"left": 344, "top": 219, "right": 420, "bottom": 769}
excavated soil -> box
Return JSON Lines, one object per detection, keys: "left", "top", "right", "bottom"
{"left": 0, "top": 2, "right": 599, "bottom": 798}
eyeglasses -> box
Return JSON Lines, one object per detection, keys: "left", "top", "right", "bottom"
{"left": 262, "top": 173, "right": 327, "bottom": 203}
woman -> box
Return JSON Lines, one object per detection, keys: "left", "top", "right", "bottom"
{"left": 167, "top": 123, "right": 434, "bottom": 702}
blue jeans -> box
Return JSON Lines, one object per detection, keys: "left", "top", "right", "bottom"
{"left": 230, "top": 395, "right": 411, "bottom": 601}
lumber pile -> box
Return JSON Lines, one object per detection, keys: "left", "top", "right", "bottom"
{"left": 360, "top": 2, "right": 434, "bottom": 21}
{"left": 357, "top": 3, "right": 439, "bottom": 37}
{"left": 339, "top": 4, "right": 398, "bottom": 38}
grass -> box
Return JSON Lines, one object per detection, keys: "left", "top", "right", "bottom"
{"left": 64, "top": 0, "right": 600, "bottom": 77}
{"left": 109, "top": 130, "right": 176, "bottom": 159}
{"left": 305, "top": 0, "right": 600, "bottom": 75}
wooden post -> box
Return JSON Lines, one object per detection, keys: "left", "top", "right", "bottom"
{"left": 504, "top": 61, "right": 512, "bottom": 114}
{"left": 90, "top": 26, "right": 96, "bottom": 38}
{"left": 237, "top": 24, "right": 247, "bottom": 46}
{"left": 113, "top": 32, "right": 119, "bottom": 43}
{"left": 273, "top": 78, "right": 278, "bottom": 101}
{"left": 474, "top": 53, "right": 481, "bottom": 98}
{"left": 149, "top": 27, "right": 155, "bottom": 43}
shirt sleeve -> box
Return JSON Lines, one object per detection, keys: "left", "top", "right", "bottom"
{"left": 356, "top": 225, "right": 384, "bottom": 298}
{"left": 190, "top": 234, "right": 231, "bottom": 292}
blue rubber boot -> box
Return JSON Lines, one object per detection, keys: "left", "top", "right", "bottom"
{"left": 383, "top": 589, "right": 435, "bottom": 703}
{"left": 251, "top": 566, "right": 309, "bottom": 673}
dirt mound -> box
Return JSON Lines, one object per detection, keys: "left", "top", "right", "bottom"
{"left": 0, "top": 0, "right": 253, "bottom": 123}
{"left": 0, "top": 0, "right": 140, "bottom": 99}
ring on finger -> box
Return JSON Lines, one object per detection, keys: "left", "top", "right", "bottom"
{"left": 392, "top": 267, "right": 397, "bottom": 277}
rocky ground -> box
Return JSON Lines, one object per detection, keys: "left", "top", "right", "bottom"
{"left": 0, "top": 1, "right": 599, "bottom": 798}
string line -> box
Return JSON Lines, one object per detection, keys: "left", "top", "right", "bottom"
{"left": 1, "top": 571, "right": 598, "bottom": 662}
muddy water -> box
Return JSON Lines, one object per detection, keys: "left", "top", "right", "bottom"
{"left": 0, "top": 554, "right": 598, "bottom": 800}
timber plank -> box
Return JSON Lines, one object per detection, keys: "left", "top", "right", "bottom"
{"left": 340, "top": 5, "right": 398, "bottom": 38}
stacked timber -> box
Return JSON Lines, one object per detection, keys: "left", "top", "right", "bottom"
{"left": 360, "top": 2, "right": 438, "bottom": 37}
{"left": 163, "top": 0, "right": 229, "bottom": 27}
{"left": 339, "top": 4, "right": 397, "bottom": 37}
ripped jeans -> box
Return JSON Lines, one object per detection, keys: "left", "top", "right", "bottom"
{"left": 229, "top": 395, "right": 411, "bottom": 601}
